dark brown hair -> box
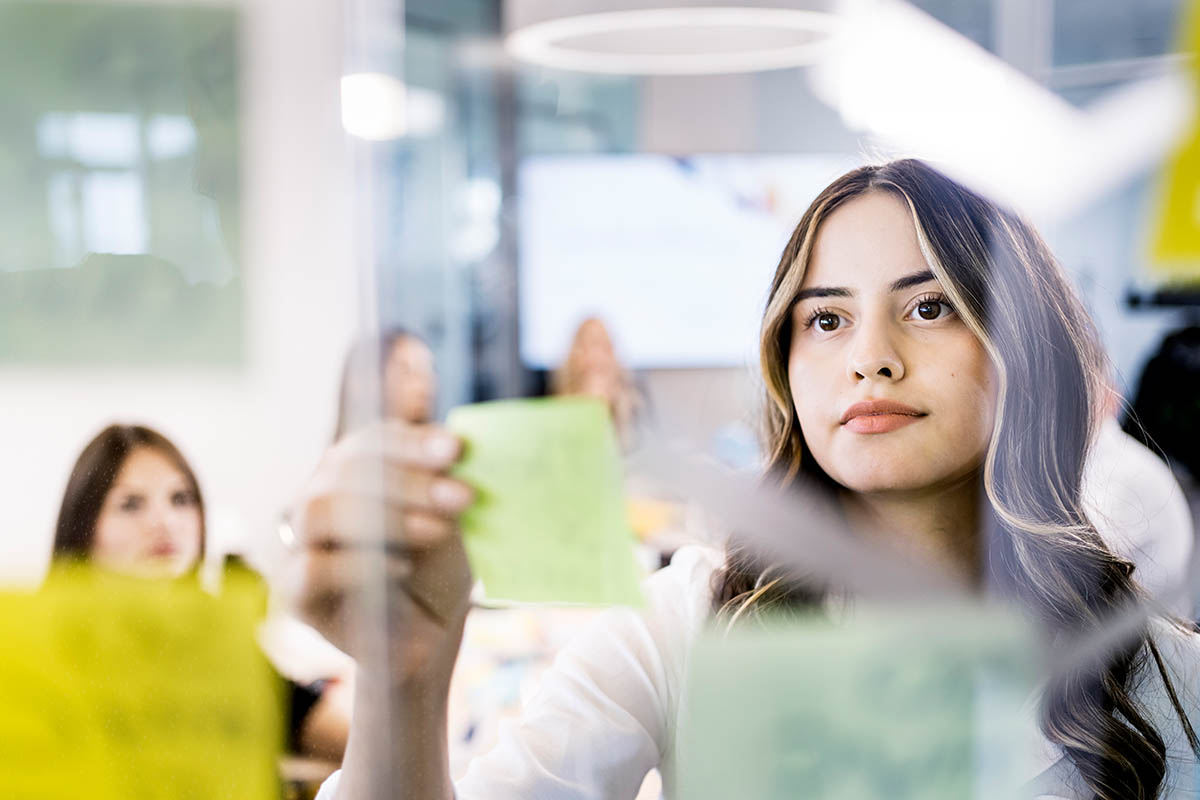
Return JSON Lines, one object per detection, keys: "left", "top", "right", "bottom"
{"left": 53, "top": 424, "right": 206, "bottom": 560}
{"left": 716, "top": 159, "right": 1198, "bottom": 799}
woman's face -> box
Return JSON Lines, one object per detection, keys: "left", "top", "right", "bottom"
{"left": 574, "top": 320, "right": 617, "bottom": 373}
{"left": 787, "top": 191, "right": 998, "bottom": 495}
{"left": 92, "top": 446, "right": 203, "bottom": 578}
{"left": 384, "top": 337, "right": 437, "bottom": 424}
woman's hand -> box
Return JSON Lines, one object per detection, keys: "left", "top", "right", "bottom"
{"left": 289, "top": 421, "right": 475, "bottom": 690}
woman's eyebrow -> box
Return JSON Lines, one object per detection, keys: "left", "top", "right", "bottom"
{"left": 795, "top": 285, "right": 851, "bottom": 301}
{"left": 794, "top": 269, "right": 935, "bottom": 301}
{"left": 889, "top": 270, "right": 936, "bottom": 292}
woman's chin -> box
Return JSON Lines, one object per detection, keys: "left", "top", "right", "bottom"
{"left": 102, "top": 557, "right": 194, "bottom": 581}
{"left": 829, "top": 464, "right": 942, "bottom": 496}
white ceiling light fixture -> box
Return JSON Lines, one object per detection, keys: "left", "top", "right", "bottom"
{"left": 504, "top": 0, "right": 839, "bottom": 75}
{"left": 809, "top": 0, "right": 1194, "bottom": 222}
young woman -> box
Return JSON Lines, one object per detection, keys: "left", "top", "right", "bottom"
{"left": 553, "top": 317, "right": 645, "bottom": 448}
{"left": 52, "top": 423, "right": 351, "bottom": 761}
{"left": 298, "top": 160, "right": 1200, "bottom": 799}
{"left": 54, "top": 424, "right": 205, "bottom": 579}
{"left": 334, "top": 327, "right": 437, "bottom": 441}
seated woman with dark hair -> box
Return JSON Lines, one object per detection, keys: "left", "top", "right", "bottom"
{"left": 54, "top": 424, "right": 204, "bottom": 578}
{"left": 52, "top": 422, "right": 349, "bottom": 763}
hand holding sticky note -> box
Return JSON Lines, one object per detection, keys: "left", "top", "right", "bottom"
{"left": 447, "top": 397, "right": 643, "bottom": 606}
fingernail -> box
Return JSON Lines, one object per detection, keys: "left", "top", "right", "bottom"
{"left": 432, "top": 479, "right": 472, "bottom": 509}
{"left": 425, "top": 434, "right": 459, "bottom": 462}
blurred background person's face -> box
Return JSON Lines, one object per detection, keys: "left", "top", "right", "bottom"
{"left": 92, "top": 446, "right": 203, "bottom": 578}
{"left": 578, "top": 370, "right": 620, "bottom": 402}
{"left": 384, "top": 336, "right": 437, "bottom": 424}
{"left": 573, "top": 319, "right": 618, "bottom": 376}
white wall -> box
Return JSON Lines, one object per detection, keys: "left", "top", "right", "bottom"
{"left": 0, "top": 0, "right": 359, "bottom": 584}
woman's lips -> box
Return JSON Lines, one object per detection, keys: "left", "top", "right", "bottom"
{"left": 147, "top": 541, "right": 179, "bottom": 558}
{"left": 843, "top": 413, "right": 923, "bottom": 434}
{"left": 840, "top": 400, "right": 926, "bottom": 434}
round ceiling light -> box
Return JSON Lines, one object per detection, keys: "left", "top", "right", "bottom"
{"left": 504, "top": 5, "right": 839, "bottom": 75}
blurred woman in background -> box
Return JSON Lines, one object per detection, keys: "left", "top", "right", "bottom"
{"left": 54, "top": 424, "right": 204, "bottom": 579}
{"left": 334, "top": 327, "right": 436, "bottom": 440}
{"left": 553, "top": 317, "right": 645, "bottom": 449}
{"left": 52, "top": 423, "right": 349, "bottom": 764}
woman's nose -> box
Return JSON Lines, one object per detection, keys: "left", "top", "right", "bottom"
{"left": 847, "top": 325, "right": 905, "bottom": 383}
{"left": 145, "top": 503, "right": 174, "bottom": 533}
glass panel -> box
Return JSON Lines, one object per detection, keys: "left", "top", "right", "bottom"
{"left": 5, "top": 1, "right": 1199, "bottom": 798}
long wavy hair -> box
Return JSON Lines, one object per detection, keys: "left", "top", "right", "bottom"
{"left": 714, "top": 159, "right": 1198, "bottom": 799}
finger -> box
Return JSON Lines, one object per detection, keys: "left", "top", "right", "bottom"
{"left": 298, "top": 476, "right": 473, "bottom": 539}
{"left": 335, "top": 421, "right": 464, "bottom": 471}
{"left": 300, "top": 494, "right": 466, "bottom": 553}
{"left": 336, "top": 463, "right": 472, "bottom": 515}
{"left": 308, "top": 454, "right": 475, "bottom": 515}
{"left": 401, "top": 509, "right": 459, "bottom": 549}
{"left": 298, "top": 493, "right": 406, "bottom": 548}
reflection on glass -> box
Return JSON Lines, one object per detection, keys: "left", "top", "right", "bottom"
{"left": 0, "top": 2, "right": 241, "bottom": 363}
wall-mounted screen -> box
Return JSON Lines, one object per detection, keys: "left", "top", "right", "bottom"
{"left": 518, "top": 154, "right": 858, "bottom": 369}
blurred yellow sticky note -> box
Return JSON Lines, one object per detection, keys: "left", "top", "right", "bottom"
{"left": 678, "top": 608, "right": 1038, "bottom": 800}
{"left": 1153, "top": 139, "right": 1200, "bottom": 267}
{"left": 447, "top": 397, "right": 643, "bottom": 605}
{"left": 1150, "top": 0, "right": 1200, "bottom": 271}
{"left": 0, "top": 564, "right": 281, "bottom": 799}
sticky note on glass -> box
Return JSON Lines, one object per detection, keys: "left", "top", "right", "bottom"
{"left": 1150, "top": 0, "right": 1200, "bottom": 270}
{"left": 447, "top": 397, "right": 643, "bottom": 605}
{"left": 677, "top": 608, "right": 1038, "bottom": 800}
{"left": 0, "top": 564, "right": 281, "bottom": 799}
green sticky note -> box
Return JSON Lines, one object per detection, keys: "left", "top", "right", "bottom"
{"left": 678, "top": 608, "right": 1038, "bottom": 800}
{"left": 447, "top": 397, "right": 643, "bottom": 606}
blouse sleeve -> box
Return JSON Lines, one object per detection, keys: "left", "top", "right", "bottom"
{"left": 314, "top": 546, "right": 720, "bottom": 800}
{"left": 455, "top": 545, "right": 717, "bottom": 799}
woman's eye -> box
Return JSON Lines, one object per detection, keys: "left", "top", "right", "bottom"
{"left": 171, "top": 491, "right": 195, "bottom": 507}
{"left": 119, "top": 496, "right": 143, "bottom": 512}
{"left": 911, "top": 299, "right": 951, "bottom": 321}
{"left": 815, "top": 312, "right": 841, "bottom": 332}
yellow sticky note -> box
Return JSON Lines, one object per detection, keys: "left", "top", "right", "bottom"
{"left": 447, "top": 397, "right": 644, "bottom": 606}
{"left": 1150, "top": 0, "right": 1200, "bottom": 272}
{"left": 0, "top": 564, "right": 281, "bottom": 799}
{"left": 678, "top": 608, "right": 1038, "bottom": 800}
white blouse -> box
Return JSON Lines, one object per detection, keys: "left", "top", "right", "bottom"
{"left": 317, "top": 546, "right": 1200, "bottom": 799}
